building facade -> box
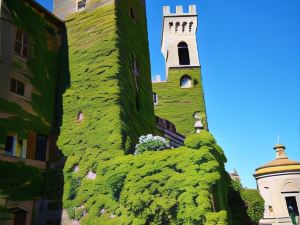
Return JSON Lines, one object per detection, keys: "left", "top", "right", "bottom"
{"left": 0, "top": 0, "right": 66, "bottom": 224}
{"left": 152, "top": 5, "right": 208, "bottom": 136}
{"left": 254, "top": 144, "right": 300, "bottom": 225}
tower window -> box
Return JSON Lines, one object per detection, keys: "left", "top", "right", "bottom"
{"left": 182, "top": 22, "right": 187, "bottom": 32}
{"left": 10, "top": 78, "right": 25, "bottom": 96}
{"left": 15, "top": 29, "right": 29, "bottom": 59}
{"left": 189, "top": 22, "right": 193, "bottom": 32}
{"left": 77, "top": 0, "right": 86, "bottom": 10}
{"left": 130, "top": 8, "right": 137, "bottom": 21}
{"left": 169, "top": 22, "right": 173, "bottom": 32}
{"left": 178, "top": 42, "right": 190, "bottom": 65}
{"left": 175, "top": 22, "right": 180, "bottom": 33}
{"left": 180, "top": 75, "right": 192, "bottom": 88}
{"left": 153, "top": 92, "right": 158, "bottom": 105}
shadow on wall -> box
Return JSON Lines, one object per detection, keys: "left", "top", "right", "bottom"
{"left": 0, "top": 23, "right": 70, "bottom": 225}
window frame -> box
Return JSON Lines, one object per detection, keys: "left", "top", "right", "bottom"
{"left": 10, "top": 78, "right": 25, "bottom": 96}
{"left": 15, "top": 29, "right": 29, "bottom": 59}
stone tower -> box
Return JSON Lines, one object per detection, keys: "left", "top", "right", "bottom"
{"left": 152, "top": 5, "right": 208, "bottom": 136}
{"left": 52, "top": 0, "right": 156, "bottom": 223}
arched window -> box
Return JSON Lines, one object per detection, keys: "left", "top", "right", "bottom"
{"left": 180, "top": 75, "right": 192, "bottom": 88}
{"left": 77, "top": 0, "right": 86, "bottom": 10}
{"left": 175, "top": 22, "right": 180, "bottom": 33}
{"left": 182, "top": 22, "right": 187, "bottom": 32}
{"left": 178, "top": 42, "right": 190, "bottom": 65}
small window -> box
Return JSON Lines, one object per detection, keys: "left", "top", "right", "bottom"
{"left": 175, "top": 22, "right": 180, "bottom": 33}
{"left": 180, "top": 75, "right": 192, "bottom": 88}
{"left": 153, "top": 92, "right": 158, "bottom": 105}
{"left": 182, "top": 22, "right": 187, "bottom": 32}
{"left": 189, "top": 22, "right": 193, "bottom": 32}
{"left": 130, "top": 8, "right": 137, "bottom": 21}
{"left": 36, "top": 135, "right": 48, "bottom": 161}
{"left": 15, "top": 29, "right": 29, "bottom": 58}
{"left": 10, "top": 78, "right": 25, "bottom": 96}
{"left": 78, "top": 0, "right": 86, "bottom": 10}
{"left": 5, "top": 135, "right": 16, "bottom": 155}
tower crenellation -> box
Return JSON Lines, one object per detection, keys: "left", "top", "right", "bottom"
{"left": 163, "top": 5, "right": 197, "bottom": 16}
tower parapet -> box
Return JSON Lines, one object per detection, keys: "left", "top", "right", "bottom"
{"left": 163, "top": 5, "right": 197, "bottom": 16}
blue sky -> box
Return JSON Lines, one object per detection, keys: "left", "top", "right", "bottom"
{"left": 37, "top": 0, "right": 300, "bottom": 188}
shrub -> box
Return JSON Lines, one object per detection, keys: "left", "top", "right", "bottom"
{"left": 134, "top": 134, "right": 170, "bottom": 154}
{"left": 205, "top": 211, "right": 227, "bottom": 225}
{"left": 241, "top": 189, "right": 264, "bottom": 225}
{"left": 228, "top": 179, "right": 264, "bottom": 225}
{"left": 184, "top": 130, "right": 216, "bottom": 149}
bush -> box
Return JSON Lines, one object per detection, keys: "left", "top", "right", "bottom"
{"left": 184, "top": 130, "right": 216, "bottom": 149}
{"left": 228, "top": 179, "right": 264, "bottom": 225}
{"left": 241, "top": 189, "right": 264, "bottom": 225}
{"left": 134, "top": 134, "right": 170, "bottom": 154}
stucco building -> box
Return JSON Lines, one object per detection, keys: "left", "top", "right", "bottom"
{"left": 254, "top": 144, "right": 300, "bottom": 225}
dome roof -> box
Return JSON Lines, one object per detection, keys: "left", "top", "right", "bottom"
{"left": 254, "top": 144, "right": 300, "bottom": 176}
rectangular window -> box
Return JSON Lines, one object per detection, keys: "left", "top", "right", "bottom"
{"left": 10, "top": 78, "right": 25, "bottom": 96}
{"left": 15, "top": 29, "right": 29, "bottom": 58}
{"left": 5, "top": 135, "right": 16, "bottom": 155}
{"left": 35, "top": 135, "right": 48, "bottom": 161}
{"left": 153, "top": 93, "right": 158, "bottom": 105}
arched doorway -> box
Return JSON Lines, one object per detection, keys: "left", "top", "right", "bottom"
{"left": 13, "top": 209, "right": 27, "bottom": 225}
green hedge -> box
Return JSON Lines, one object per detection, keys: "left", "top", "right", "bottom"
{"left": 61, "top": 131, "right": 229, "bottom": 224}
{"left": 228, "top": 180, "right": 264, "bottom": 225}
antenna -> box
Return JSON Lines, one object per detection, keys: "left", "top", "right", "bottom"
{"left": 277, "top": 135, "right": 280, "bottom": 145}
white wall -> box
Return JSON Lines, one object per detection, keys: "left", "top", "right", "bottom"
{"left": 256, "top": 172, "right": 300, "bottom": 224}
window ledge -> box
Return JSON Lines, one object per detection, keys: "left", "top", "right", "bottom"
{"left": 0, "top": 152, "right": 46, "bottom": 169}
{"left": 9, "top": 92, "right": 31, "bottom": 102}
{"left": 14, "top": 54, "right": 28, "bottom": 63}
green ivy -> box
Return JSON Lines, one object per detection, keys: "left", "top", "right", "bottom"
{"left": 228, "top": 180, "right": 264, "bottom": 225}
{"left": 152, "top": 68, "right": 208, "bottom": 136}
{"left": 0, "top": 0, "right": 65, "bottom": 141}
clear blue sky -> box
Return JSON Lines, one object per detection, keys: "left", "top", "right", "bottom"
{"left": 37, "top": 0, "right": 300, "bottom": 188}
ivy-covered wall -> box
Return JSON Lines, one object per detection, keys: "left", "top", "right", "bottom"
{"left": 0, "top": 0, "right": 65, "bottom": 144}
{"left": 0, "top": 0, "right": 66, "bottom": 215}
{"left": 58, "top": 0, "right": 157, "bottom": 222}
{"left": 152, "top": 67, "right": 208, "bottom": 136}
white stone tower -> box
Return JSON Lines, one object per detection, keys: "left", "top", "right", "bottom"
{"left": 161, "top": 5, "right": 200, "bottom": 80}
